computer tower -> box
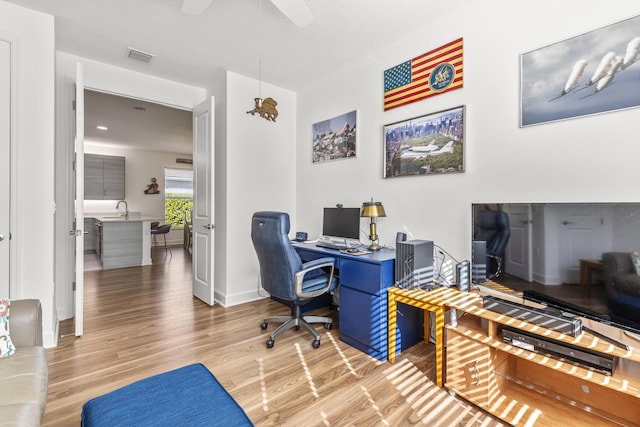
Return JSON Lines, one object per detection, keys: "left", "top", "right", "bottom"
{"left": 471, "top": 240, "right": 487, "bottom": 284}
{"left": 395, "top": 240, "right": 434, "bottom": 289}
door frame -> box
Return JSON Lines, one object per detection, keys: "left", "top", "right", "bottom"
{"left": 74, "top": 63, "right": 84, "bottom": 336}
{"left": 0, "top": 35, "right": 19, "bottom": 299}
{"left": 56, "top": 61, "right": 207, "bottom": 330}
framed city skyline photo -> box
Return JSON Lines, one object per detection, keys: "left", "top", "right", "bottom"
{"left": 521, "top": 15, "right": 640, "bottom": 127}
{"left": 384, "top": 105, "right": 465, "bottom": 178}
{"left": 312, "top": 110, "right": 357, "bottom": 163}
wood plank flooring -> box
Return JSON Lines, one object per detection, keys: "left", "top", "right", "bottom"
{"left": 43, "top": 248, "right": 502, "bottom": 426}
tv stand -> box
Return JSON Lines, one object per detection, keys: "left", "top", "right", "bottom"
{"left": 624, "top": 330, "right": 640, "bottom": 343}
{"left": 387, "top": 286, "right": 640, "bottom": 425}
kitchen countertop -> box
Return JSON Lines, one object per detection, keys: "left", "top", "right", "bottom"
{"left": 88, "top": 214, "right": 161, "bottom": 223}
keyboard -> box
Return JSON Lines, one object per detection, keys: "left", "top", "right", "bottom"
{"left": 316, "top": 241, "right": 349, "bottom": 250}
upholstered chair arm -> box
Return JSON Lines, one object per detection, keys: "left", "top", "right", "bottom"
{"left": 294, "top": 257, "right": 335, "bottom": 299}
{"left": 8, "top": 299, "right": 43, "bottom": 347}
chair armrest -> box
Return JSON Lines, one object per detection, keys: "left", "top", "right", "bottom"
{"left": 301, "top": 257, "right": 335, "bottom": 271}
{"left": 612, "top": 274, "right": 640, "bottom": 298}
{"left": 8, "top": 299, "right": 43, "bottom": 347}
{"left": 602, "top": 252, "right": 634, "bottom": 297}
{"left": 294, "top": 257, "right": 335, "bottom": 299}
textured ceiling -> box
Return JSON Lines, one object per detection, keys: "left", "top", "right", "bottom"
{"left": 4, "top": 0, "right": 440, "bottom": 154}
{"left": 4, "top": 0, "right": 438, "bottom": 91}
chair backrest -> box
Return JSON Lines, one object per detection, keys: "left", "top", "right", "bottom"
{"left": 151, "top": 221, "right": 159, "bottom": 229}
{"left": 153, "top": 224, "right": 171, "bottom": 234}
{"left": 183, "top": 209, "right": 192, "bottom": 226}
{"left": 251, "top": 211, "right": 303, "bottom": 302}
{"left": 474, "top": 210, "right": 510, "bottom": 256}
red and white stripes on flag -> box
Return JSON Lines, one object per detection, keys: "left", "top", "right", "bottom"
{"left": 384, "top": 38, "right": 464, "bottom": 111}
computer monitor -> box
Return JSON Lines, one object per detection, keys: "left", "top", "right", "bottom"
{"left": 322, "top": 207, "right": 360, "bottom": 240}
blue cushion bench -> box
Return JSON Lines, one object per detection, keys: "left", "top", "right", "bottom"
{"left": 81, "top": 363, "right": 253, "bottom": 426}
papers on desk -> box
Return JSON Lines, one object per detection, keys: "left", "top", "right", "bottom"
{"left": 339, "top": 249, "right": 371, "bottom": 256}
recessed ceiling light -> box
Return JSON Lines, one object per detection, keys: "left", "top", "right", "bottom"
{"left": 97, "top": 125, "right": 108, "bottom": 130}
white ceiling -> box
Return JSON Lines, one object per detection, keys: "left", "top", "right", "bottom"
{"left": 4, "top": 0, "right": 438, "bottom": 154}
{"left": 84, "top": 90, "right": 193, "bottom": 155}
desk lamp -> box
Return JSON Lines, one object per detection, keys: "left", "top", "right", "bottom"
{"left": 361, "top": 199, "right": 386, "bottom": 251}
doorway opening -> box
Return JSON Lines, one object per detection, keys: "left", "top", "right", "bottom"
{"left": 82, "top": 89, "right": 193, "bottom": 271}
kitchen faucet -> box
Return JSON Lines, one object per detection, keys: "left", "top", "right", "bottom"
{"left": 115, "top": 200, "right": 129, "bottom": 218}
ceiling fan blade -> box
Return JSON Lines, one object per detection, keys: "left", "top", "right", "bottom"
{"left": 181, "top": 0, "right": 213, "bottom": 16}
{"left": 270, "top": 0, "right": 313, "bottom": 28}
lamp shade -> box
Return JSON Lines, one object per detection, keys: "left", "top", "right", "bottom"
{"left": 360, "top": 201, "right": 386, "bottom": 218}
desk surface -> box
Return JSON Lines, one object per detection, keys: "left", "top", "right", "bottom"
{"left": 292, "top": 241, "right": 395, "bottom": 263}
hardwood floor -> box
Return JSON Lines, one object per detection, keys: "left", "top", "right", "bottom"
{"left": 44, "top": 248, "right": 502, "bottom": 426}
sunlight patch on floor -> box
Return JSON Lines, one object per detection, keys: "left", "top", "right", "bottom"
{"left": 257, "top": 358, "right": 269, "bottom": 412}
{"left": 295, "top": 342, "right": 319, "bottom": 398}
{"left": 360, "top": 385, "right": 390, "bottom": 426}
{"left": 325, "top": 331, "right": 358, "bottom": 377}
{"left": 384, "top": 358, "right": 504, "bottom": 426}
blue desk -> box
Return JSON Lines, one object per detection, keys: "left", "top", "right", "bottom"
{"left": 293, "top": 242, "right": 423, "bottom": 361}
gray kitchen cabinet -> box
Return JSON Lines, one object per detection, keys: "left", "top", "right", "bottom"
{"left": 84, "top": 154, "right": 125, "bottom": 200}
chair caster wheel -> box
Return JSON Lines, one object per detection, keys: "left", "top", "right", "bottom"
{"left": 324, "top": 323, "right": 333, "bottom": 329}
{"left": 261, "top": 322, "right": 268, "bottom": 330}
{"left": 266, "top": 339, "right": 275, "bottom": 348}
{"left": 312, "top": 340, "right": 321, "bottom": 349}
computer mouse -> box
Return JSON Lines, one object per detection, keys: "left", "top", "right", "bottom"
{"left": 346, "top": 248, "right": 359, "bottom": 253}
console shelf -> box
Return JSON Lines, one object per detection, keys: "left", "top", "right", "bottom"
{"left": 444, "top": 289, "right": 640, "bottom": 426}
{"left": 386, "top": 286, "right": 640, "bottom": 425}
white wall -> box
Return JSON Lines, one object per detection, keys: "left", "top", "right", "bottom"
{"left": 0, "top": 1, "right": 56, "bottom": 346}
{"left": 83, "top": 143, "right": 192, "bottom": 246}
{"left": 296, "top": 0, "right": 640, "bottom": 265}
{"left": 214, "top": 71, "right": 297, "bottom": 306}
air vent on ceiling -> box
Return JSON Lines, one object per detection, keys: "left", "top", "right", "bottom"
{"left": 176, "top": 158, "right": 193, "bottom": 165}
{"left": 127, "top": 47, "right": 155, "bottom": 63}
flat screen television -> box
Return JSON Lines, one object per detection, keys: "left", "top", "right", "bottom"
{"left": 471, "top": 202, "right": 640, "bottom": 337}
{"left": 322, "top": 207, "right": 361, "bottom": 240}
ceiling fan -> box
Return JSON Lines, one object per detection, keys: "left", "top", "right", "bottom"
{"left": 181, "top": 0, "right": 313, "bottom": 28}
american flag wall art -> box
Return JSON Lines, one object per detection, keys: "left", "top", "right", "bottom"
{"left": 384, "top": 38, "right": 464, "bottom": 111}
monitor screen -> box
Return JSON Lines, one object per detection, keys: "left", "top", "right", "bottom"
{"left": 322, "top": 207, "right": 361, "bottom": 240}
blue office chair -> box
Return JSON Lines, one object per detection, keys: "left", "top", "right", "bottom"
{"left": 474, "top": 210, "right": 510, "bottom": 279}
{"left": 251, "top": 211, "right": 337, "bottom": 349}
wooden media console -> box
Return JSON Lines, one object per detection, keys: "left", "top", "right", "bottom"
{"left": 387, "top": 286, "right": 640, "bottom": 426}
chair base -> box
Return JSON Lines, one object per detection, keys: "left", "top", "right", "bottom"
{"left": 261, "top": 305, "right": 333, "bottom": 349}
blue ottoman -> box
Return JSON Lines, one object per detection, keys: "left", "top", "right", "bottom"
{"left": 81, "top": 363, "right": 253, "bottom": 426}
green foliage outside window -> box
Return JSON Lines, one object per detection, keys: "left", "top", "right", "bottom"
{"left": 165, "top": 194, "right": 193, "bottom": 228}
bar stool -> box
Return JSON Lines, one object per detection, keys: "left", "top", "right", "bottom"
{"left": 151, "top": 223, "right": 172, "bottom": 254}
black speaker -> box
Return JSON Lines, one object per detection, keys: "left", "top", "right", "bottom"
{"left": 396, "top": 232, "right": 407, "bottom": 243}
{"left": 471, "top": 240, "right": 486, "bottom": 284}
{"left": 395, "top": 240, "right": 434, "bottom": 289}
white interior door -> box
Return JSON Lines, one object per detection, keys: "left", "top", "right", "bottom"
{"left": 192, "top": 96, "right": 215, "bottom": 305}
{"left": 504, "top": 203, "right": 532, "bottom": 281}
{"left": 74, "top": 63, "right": 85, "bottom": 336}
{"left": 0, "top": 40, "right": 10, "bottom": 298}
